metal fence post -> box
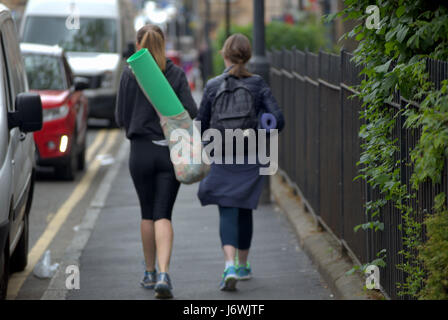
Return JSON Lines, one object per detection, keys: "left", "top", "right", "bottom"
{"left": 250, "top": 0, "right": 271, "bottom": 204}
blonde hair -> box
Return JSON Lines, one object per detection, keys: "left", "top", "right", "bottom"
{"left": 221, "top": 34, "right": 253, "bottom": 78}
{"left": 137, "top": 25, "right": 166, "bottom": 72}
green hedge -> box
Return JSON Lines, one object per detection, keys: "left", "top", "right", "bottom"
{"left": 420, "top": 198, "right": 448, "bottom": 300}
{"left": 212, "top": 21, "right": 328, "bottom": 76}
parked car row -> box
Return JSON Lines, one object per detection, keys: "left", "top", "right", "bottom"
{"left": 1, "top": 0, "right": 136, "bottom": 299}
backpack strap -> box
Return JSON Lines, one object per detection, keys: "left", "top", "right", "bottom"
{"left": 215, "top": 74, "right": 230, "bottom": 96}
{"left": 214, "top": 73, "right": 248, "bottom": 103}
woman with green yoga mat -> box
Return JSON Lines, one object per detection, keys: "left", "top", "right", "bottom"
{"left": 115, "top": 25, "right": 197, "bottom": 299}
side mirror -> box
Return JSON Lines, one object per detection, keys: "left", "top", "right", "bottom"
{"left": 8, "top": 93, "right": 43, "bottom": 133}
{"left": 122, "top": 42, "right": 136, "bottom": 59}
{"left": 74, "top": 77, "right": 90, "bottom": 91}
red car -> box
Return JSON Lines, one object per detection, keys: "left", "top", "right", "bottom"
{"left": 21, "top": 43, "right": 90, "bottom": 180}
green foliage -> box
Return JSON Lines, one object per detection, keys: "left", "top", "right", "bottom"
{"left": 419, "top": 194, "right": 448, "bottom": 299}
{"left": 212, "top": 21, "right": 328, "bottom": 76}
{"left": 266, "top": 21, "right": 327, "bottom": 52}
{"left": 334, "top": 0, "right": 448, "bottom": 299}
{"left": 347, "top": 249, "right": 387, "bottom": 276}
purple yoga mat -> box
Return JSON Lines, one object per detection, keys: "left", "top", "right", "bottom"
{"left": 260, "top": 113, "right": 277, "bottom": 130}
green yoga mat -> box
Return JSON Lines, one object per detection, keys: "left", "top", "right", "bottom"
{"left": 127, "top": 48, "right": 185, "bottom": 117}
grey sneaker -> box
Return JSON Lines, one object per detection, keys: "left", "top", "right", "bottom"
{"left": 140, "top": 270, "right": 157, "bottom": 289}
{"left": 155, "top": 272, "right": 173, "bottom": 299}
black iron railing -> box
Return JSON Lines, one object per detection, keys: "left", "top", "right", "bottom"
{"left": 268, "top": 48, "right": 448, "bottom": 299}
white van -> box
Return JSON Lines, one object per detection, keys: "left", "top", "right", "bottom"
{"left": 20, "top": 0, "right": 135, "bottom": 124}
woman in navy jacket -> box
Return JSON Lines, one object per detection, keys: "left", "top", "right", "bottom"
{"left": 196, "top": 34, "right": 285, "bottom": 291}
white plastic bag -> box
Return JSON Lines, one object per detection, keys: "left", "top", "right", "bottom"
{"left": 33, "top": 250, "right": 59, "bottom": 279}
{"left": 162, "top": 111, "right": 210, "bottom": 184}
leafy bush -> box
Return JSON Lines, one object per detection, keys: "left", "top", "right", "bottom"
{"left": 212, "top": 21, "right": 328, "bottom": 76}
{"left": 419, "top": 194, "right": 448, "bottom": 300}
{"left": 336, "top": 0, "right": 448, "bottom": 299}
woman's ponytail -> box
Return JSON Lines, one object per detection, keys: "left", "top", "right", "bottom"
{"left": 229, "top": 61, "right": 251, "bottom": 78}
{"left": 137, "top": 25, "right": 167, "bottom": 72}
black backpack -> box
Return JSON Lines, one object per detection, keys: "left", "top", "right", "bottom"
{"left": 210, "top": 75, "right": 258, "bottom": 132}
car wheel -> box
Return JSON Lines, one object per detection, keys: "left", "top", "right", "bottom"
{"left": 10, "top": 213, "right": 29, "bottom": 273}
{"left": 0, "top": 245, "right": 9, "bottom": 300}
{"left": 56, "top": 142, "right": 77, "bottom": 181}
{"left": 77, "top": 136, "right": 86, "bottom": 171}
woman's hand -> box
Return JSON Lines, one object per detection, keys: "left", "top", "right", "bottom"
{"left": 159, "top": 115, "right": 168, "bottom": 127}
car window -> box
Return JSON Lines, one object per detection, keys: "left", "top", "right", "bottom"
{"left": 0, "top": 35, "right": 6, "bottom": 118}
{"left": 0, "top": 38, "right": 7, "bottom": 161}
{"left": 0, "top": 31, "right": 12, "bottom": 157}
{"left": 62, "top": 57, "right": 73, "bottom": 88}
{"left": 23, "top": 54, "right": 66, "bottom": 91}
{"left": 22, "top": 16, "right": 118, "bottom": 53}
{"left": 0, "top": 42, "right": 4, "bottom": 112}
{"left": 2, "top": 19, "right": 25, "bottom": 109}
{"left": 0, "top": 33, "right": 12, "bottom": 113}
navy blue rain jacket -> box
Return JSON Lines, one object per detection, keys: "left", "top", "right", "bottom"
{"left": 196, "top": 68, "right": 285, "bottom": 210}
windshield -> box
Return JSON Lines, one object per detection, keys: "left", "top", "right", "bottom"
{"left": 22, "top": 16, "right": 118, "bottom": 53}
{"left": 23, "top": 54, "right": 66, "bottom": 91}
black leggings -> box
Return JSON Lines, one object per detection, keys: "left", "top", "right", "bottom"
{"left": 129, "top": 138, "right": 180, "bottom": 221}
{"left": 219, "top": 207, "right": 253, "bottom": 250}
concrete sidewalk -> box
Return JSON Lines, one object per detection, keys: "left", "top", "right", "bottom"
{"left": 63, "top": 142, "right": 332, "bottom": 300}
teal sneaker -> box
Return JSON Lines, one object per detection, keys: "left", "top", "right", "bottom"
{"left": 219, "top": 266, "right": 238, "bottom": 291}
{"left": 140, "top": 270, "right": 157, "bottom": 289}
{"left": 236, "top": 263, "right": 252, "bottom": 280}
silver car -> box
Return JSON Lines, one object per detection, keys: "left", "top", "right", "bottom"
{"left": 0, "top": 4, "right": 43, "bottom": 299}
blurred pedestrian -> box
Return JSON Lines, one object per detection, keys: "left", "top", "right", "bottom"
{"left": 115, "top": 24, "right": 198, "bottom": 299}
{"left": 198, "top": 41, "right": 209, "bottom": 88}
{"left": 196, "top": 34, "right": 285, "bottom": 291}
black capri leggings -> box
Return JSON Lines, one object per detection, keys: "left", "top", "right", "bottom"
{"left": 129, "top": 137, "right": 180, "bottom": 221}
{"left": 219, "top": 207, "right": 253, "bottom": 250}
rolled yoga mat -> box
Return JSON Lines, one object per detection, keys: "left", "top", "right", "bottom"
{"left": 260, "top": 113, "right": 277, "bottom": 130}
{"left": 127, "top": 48, "right": 185, "bottom": 117}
